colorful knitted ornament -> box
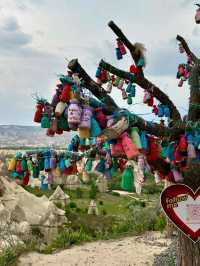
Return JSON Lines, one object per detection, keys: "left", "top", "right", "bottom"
{"left": 95, "top": 159, "right": 106, "bottom": 173}
{"left": 130, "top": 127, "right": 142, "bottom": 149}
{"left": 27, "top": 159, "right": 33, "bottom": 172}
{"left": 117, "top": 38, "right": 127, "bottom": 55}
{"left": 120, "top": 132, "right": 139, "bottom": 159}
{"left": 32, "top": 165, "right": 39, "bottom": 178}
{"left": 140, "top": 131, "right": 148, "bottom": 150}
{"left": 67, "top": 99, "right": 82, "bottom": 129}
{"left": 90, "top": 117, "right": 102, "bottom": 137}
{"left": 127, "top": 95, "right": 132, "bottom": 105}
{"left": 187, "top": 143, "right": 196, "bottom": 159}
{"left": 85, "top": 159, "right": 93, "bottom": 172}
{"left": 8, "top": 158, "right": 16, "bottom": 171}
{"left": 21, "top": 158, "right": 28, "bottom": 171}
{"left": 146, "top": 136, "right": 160, "bottom": 161}
{"left": 57, "top": 116, "right": 69, "bottom": 131}
{"left": 55, "top": 102, "right": 67, "bottom": 117}
{"left": 16, "top": 160, "right": 21, "bottom": 173}
{"left": 116, "top": 47, "right": 122, "bottom": 60}
{"left": 34, "top": 104, "right": 43, "bottom": 123}
{"left": 166, "top": 142, "right": 176, "bottom": 161}
{"left": 95, "top": 108, "right": 107, "bottom": 129}
{"left": 178, "top": 135, "right": 188, "bottom": 152}
{"left": 121, "top": 164, "right": 134, "bottom": 192}
{"left": 60, "top": 84, "right": 71, "bottom": 103}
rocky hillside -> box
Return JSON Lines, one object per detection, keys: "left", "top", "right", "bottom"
{"left": 0, "top": 125, "right": 73, "bottom": 148}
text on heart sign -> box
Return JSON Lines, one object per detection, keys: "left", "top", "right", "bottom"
{"left": 166, "top": 195, "right": 188, "bottom": 209}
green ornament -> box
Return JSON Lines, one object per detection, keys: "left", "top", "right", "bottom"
{"left": 41, "top": 113, "right": 50, "bottom": 128}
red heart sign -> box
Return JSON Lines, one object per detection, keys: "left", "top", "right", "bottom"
{"left": 161, "top": 184, "right": 200, "bottom": 243}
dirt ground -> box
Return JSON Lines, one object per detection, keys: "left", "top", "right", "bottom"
{"left": 18, "top": 232, "right": 172, "bottom": 266}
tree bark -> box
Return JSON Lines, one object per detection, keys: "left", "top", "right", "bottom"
{"left": 177, "top": 231, "right": 200, "bottom": 266}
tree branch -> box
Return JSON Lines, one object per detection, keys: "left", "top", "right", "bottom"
{"left": 188, "top": 59, "right": 200, "bottom": 121}
{"left": 68, "top": 59, "right": 119, "bottom": 113}
{"left": 99, "top": 59, "right": 182, "bottom": 122}
{"left": 176, "top": 35, "right": 198, "bottom": 63}
{"left": 67, "top": 59, "right": 180, "bottom": 137}
{"left": 108, "top": 20, "right": 144, "bottom": 78}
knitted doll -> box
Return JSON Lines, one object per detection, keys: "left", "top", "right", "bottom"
{"left": 121, "top": 161, "right": 134, "bottom": 192}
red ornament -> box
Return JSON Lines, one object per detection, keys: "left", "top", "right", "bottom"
{"left": 152, "top": 105, "right": 158, "bottom": 115}
{"left": 22, "top": 170, "right": 30, "bottom": 186}
{"left": 59, "top": 84, "right": 71, "bottom": 103}
{"left": 147, "top": 96, "right": 154, "bottom": 106}
{"left": 129, "top": 64, "right": 139, "bottom": 74}
{"left": 146, "top": 136, "right": 160, "bottom": 161}
{"left": 100, "top": 70, "right": 107, "bottom": 83}
{"left": 33, "top": 104, "right": 43, "bottom": 123}
{"left": 95, "top": 108, "right": 107, "bottom": 129}
{"left": 178, "top": 135, "right": 188, "bottom": 152}
{"left": 117, "top": 39, "right": 127, "bottom": 55}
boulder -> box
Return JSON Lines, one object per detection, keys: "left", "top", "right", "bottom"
{"left": 0, "top": 176, "right": 67, "bottom": 246}
{"left": 49, "top": 186, "right": 70, "bottom": 208}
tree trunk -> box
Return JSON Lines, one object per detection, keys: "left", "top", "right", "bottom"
{"left": 177, "top": 231, "right": 200, "bottom": 266}
{"left": 177, "top": 162, "right": 200, "bottom": 266}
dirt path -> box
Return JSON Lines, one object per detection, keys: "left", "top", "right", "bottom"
{"left": 18, "top": 232, "right": 172, "bottom": 266}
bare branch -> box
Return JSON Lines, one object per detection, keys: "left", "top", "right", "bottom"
{"left": 176, "top": 35, "right": 198, "bottom": 62}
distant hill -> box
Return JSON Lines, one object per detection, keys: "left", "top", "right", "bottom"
{"left": 0, "top": 125, "right": 74, "bottom": 148}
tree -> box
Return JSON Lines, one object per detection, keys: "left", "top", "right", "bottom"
{"left": 39, "top": 20, "right": 199, "bottom": 265}
{"left": 67, "top": 21, "right": 200, "bottom": 266}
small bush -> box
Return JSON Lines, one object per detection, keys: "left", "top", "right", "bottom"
{"left": 69, "top": 202, "right": 77, "bottom": 209}
{"left": 99, "top": 201, "right": 104, "bottom": 205}
{"left": 0, "top": 248, "right": 17, "bottom": 266}
{"left": 44, "top": 229, "right": 92, "bottom": 253}
{"left": 89, "top": 181, "right": 97, "bottom": 199}
{"left": 75, "top": 188, "right": 83, "bottom": 199}
{"left": 102, "top": 209, "right": 107, "bottom": 215}
{"left": 110, "top": 192, "right": 120, "bottom": 197}
{"left": 127, "top": 199, "right": 146, "bottom": 208}
{"left": 55, "top": 202, "right": 63, "bottom": 209}
{"left": 142, "top": 184, "right": 163, "bottom": 194}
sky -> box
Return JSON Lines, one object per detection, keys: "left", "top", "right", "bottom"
{"left": 0, "top": 0, "right": 199, "bottom": 125}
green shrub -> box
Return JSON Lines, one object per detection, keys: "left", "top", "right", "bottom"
{"left": 0, "top": 248, "right": 17, "bottom": 266}
{"left": 127, "top": 199, "right": 146, "bottom": 208}
{"left": 142, "top": 184, "right": 163, "bottom": 194}
{"left": 69, "top": 202, "right": 77, "bottom": 209}
{"left": 99, "top": 201, "right": 104, "bottom": 205}
{"left": 110, "top": 191, "right": 120, "bottom": 197}
{"left": 89, "top": 181, "right": 97, "bottom": 199}
{"left": 55, "top": 202, "right": 63, "bottom": 209}
{"left": 75, "top": 188, "right": 83, "bottom": 199}
{"left": 43, "top": 229, "right": 92, "bottom": 253}
{"left": 102, "top": 209, "right": 107, "bottom": 215}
